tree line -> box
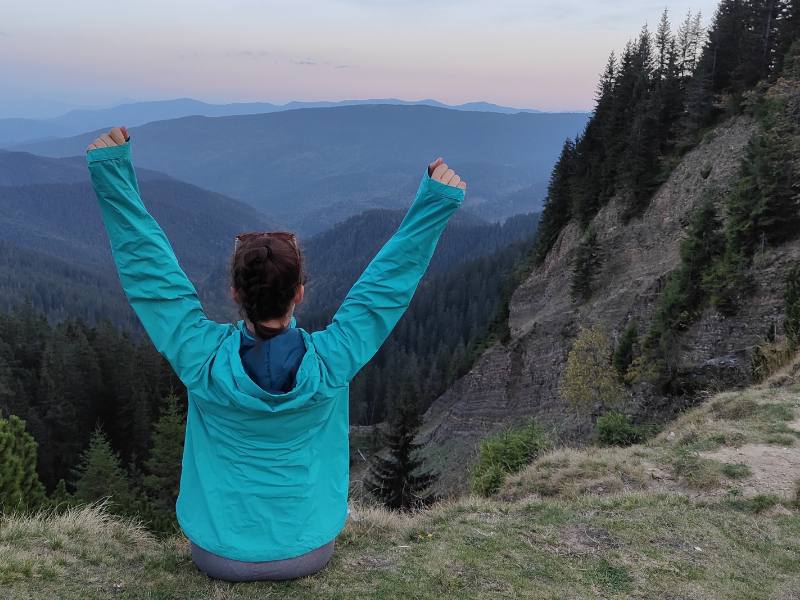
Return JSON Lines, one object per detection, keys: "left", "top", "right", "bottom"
{"left": 536, "top": 1, "right": 800, "bottom": 269}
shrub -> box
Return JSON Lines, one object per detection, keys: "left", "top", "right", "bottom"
{"left": 470, "top": 420, "right": 551, "bottom": 496}
{"left": 595, "top": 412, "right": 644, "bottom": 447}
{"left": 560, "top": 325, "right": 626, "bottom": 412}
{"left": 751, "top": 338, "right": 794, "bottom": 382}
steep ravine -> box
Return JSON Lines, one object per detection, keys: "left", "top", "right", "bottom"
{"left": 420, "top": 116, "right": 778, "bottom": 494}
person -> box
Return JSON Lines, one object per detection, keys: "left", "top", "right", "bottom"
{"left": 85, "top": 126, "right": 467, "bottom": 582}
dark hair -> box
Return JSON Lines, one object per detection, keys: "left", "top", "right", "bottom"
{"left": 230, "top": 234, "right": 304, "bottom": 340}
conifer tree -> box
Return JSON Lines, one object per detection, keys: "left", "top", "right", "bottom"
{"left": 143, "top": 393, "right": 185, "bottom": 515}
{"left": 71, "top": 427, "right": 133, "bottom": 513}
{"left": 570, "top": 227, "right": 603, "bottom": 304}
{"left": 651, "top": 198, "right": 725, "bottom": 329}
{"left": 365, "top": 381, "right": 437, "bottom": 511}
{"left": 677, "top": 10, "right": 704, "bottom": 79}
{"left": 613, "top": 322, "right": 639, "bottom": 381}
{"left": 534, "top": 139, "right": 577, "bottom": 262}
{"left": 0, "top": 413, "right": 46, "bottom": 512}
{"left": 48, "top": 478, "right": 74, "bottom": 511}
{"left": 785, "top": 264, "right": 800, "bottom": 350}
{"left": 775, "top": 0, "right": 800, "bottom": 74}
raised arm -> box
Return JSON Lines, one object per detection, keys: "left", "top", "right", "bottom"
{"left": 86, "top": 127, "right": 229, "bottom": 389}
{"left": 311, "top": 158, "right": 466, "bottom": 385}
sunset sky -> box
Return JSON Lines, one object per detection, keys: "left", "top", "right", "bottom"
{"left": 2, "top": 0, "right": 721, "bottom": 118}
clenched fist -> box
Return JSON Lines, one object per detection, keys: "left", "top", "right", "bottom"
{"left": 428, "top": 158, "right": 467, "bottom": 191}
{"left": 87, "top": 127, "right": 129, "bottom": 152}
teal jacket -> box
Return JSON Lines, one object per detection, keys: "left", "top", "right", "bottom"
{"left": 86, "top": 141, "right": 463, "bottom": 561}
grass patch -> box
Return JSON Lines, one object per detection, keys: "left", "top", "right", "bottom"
{"left": 583, "top": 558, "right": 633, "bottom": 593}
{"left": 721, "top": 463, "right": 752, "bottom": 479}
{"left": 725, "top": 494, "right": 781, "bottom": 513}
{"left": 671, "top": 449, "right": 722, "bottom": 489}
{"left": 765, "top": 434, "right": 796, "bottom": 446}
{"left": 710, "top": 395, "right": 759, "bottom": 420}
{"left": 760, "top": 403, "right": 795, "bottom": 421}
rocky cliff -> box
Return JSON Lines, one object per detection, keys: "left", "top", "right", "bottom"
{"left": 421, "top": 87, "right": 800, "bottom": 494}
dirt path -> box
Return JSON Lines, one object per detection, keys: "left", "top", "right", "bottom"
{"left": 699, "top": 417, "right": 800, "bottom": 499}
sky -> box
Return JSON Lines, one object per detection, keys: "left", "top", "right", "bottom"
{"left": 1, "top": 0, "right": 722, "bottom": 118}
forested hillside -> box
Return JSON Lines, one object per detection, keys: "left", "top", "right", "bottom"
{"left": 299, "top": 209, "right": 537, "bottom": 317}
{"left": 422, "top": 1, "right": 800, "bottom": 493}
{"left": 0, "top": 200, "right": 537, "bottom": 505}
{"left": 0, "top": 152, "right": 274, "bottom": 325}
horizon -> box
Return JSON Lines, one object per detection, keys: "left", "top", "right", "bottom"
{"left": 2, "top": 0, "right": 721, "bottom": 119}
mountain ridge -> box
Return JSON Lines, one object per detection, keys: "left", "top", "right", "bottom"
{"left": 0, "top": 97, "right": 572, "bottom": 147}
{"left": 14, "top": 105, "right": 589, "bottom": 234}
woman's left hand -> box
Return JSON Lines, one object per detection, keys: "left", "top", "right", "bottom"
{"left": 87, "top": 126, "right": 129, "bottom": 152}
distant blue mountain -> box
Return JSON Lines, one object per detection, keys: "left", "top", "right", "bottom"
{"left": 0, "top": 97, "right": 562, "bottom": 147}
{"left": 16, "top": 104, "right": 590, "bottom": 234}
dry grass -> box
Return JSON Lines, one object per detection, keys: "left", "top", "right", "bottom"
{"left": 2, "top": 383, "right": 799, "bottom": 599}
{"left": 499, "top": 382, "right": 800, "bottom": 503}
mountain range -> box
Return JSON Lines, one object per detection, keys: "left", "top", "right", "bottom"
{"left": 15, "top": 105, "right": 588, "bottom": 234}
{"left": 0, "top": 149, "right": 539, "bottom": 329}
{"left": 0, "top": 97, "right": 556, "bottom": 147}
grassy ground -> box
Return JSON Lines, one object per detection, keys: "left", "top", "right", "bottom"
{"left": 2, "top": 382, "right": 799, "bottom": 599}
{"left": 500, "top": 383, "right": 800, "bottom": 504}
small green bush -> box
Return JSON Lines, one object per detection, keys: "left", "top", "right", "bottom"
{"left": 595, "top": 412, "right": 644, "bottom": 447}
{"left": 470, "top": 421, "right": 551, "bottom": 496}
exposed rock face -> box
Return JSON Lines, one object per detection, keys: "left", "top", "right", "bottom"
{"left": 421, "top": 117, "right": 773, "bottom": 494}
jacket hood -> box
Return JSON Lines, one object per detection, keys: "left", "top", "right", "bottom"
{"left": 215, "top": 319, "right": 323, "bottom": 414}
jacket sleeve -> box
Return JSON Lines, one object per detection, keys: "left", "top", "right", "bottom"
{"left": 311, "top": 169, "right": 464, "bottom": 385}
{"left": 86, "top": 141, "right": 230, "bottom": 389}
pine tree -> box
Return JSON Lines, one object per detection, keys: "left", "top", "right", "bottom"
{"left": 570, "top": 227, "right": 603, "bottom": 304}
{"left": 365, "top": 382, "right": 437, "bottom": 511}
{"left": 775, "top": 0, "right": 800, "bottom": 75}
{"left": 0, "top": 413, "right": 46, "bottom": 512}
{"left": 534, "top": 139, "right": 577, "bottom": 262}
{"left": 71, "top": 427, "right": 133, "bottom": 513}
{"left": 613, "top": 322, "right": 639, "bottom": 381}
{"left": 677, "top": 10, "right": 704, "bottom": 79}
{"left": 645, "top": 198, "right": 725, "bottom": 387}
{"left": 143, "top": 393, "right": 185, "bottom": 515}
{"left": 48, "top": 478, "right": 74, "bottom": 511}
{"left": 651, "top": 198, "right": 724, "bottom": 330}
{"left": 706, "top": 124, "right": 800, "bottom": 314}
{"left": 620, "top": 26, "right": 662, "bottom": 218}
{"left": 785, "top": 264, "right": 800, "bottom": 350}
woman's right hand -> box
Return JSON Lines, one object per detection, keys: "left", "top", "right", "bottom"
{"left": 428, "top": 157, "right": 467, "bottom": 191}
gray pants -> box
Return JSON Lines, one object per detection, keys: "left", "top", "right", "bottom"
{"left": 190, "top": 540, "right": 335, "bottom": 582}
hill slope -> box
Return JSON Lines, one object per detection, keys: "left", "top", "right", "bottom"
{"left": 0, "top": 151, "right": 274, "bottom": 325}
{"left": 2, "top": 377, "right": 798, "bottom": 599}
{"left": 420, "top": 69, "right": 800, "bottom": 494}
{"left": 15, "top": 106, "right": 589, "bottom": 234}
